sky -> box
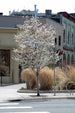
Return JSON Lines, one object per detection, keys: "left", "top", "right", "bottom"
{"left": 0, "top": 0, "right": 75, "bottom": 15}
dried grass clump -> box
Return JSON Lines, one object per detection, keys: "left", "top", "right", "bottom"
{"left": 55, "top": 65, "right": 75, "bottom": 90}
{"left": 39, "top": 67, "right": 54, "bottom": 90}
{"left": 62, "top": 65, "right": 75, "bottom": 82}
{"left": 62, "top": 65, "right": 75, "bottom": 89}
{"left": 21, "top": 68, "right": 37, "bottom": 89}
{"left": 55, "top": 68, "right": 68, "bottom": 89}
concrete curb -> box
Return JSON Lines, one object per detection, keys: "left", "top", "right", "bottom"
{"left": 7, "top": 95, "right": 75, "bottom": 102}
{"left": 17, "top": 89, "right": 75, "bottom": 93}
{"left": 17, "top": 92, "right": 75, "bottom": 101}
{"left": 16, "top": 89, "right": 75, "bottom": 101}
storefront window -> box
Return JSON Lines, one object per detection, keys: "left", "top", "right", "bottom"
{"left": 0, "top": 50, "right": 10, "bottom": 76}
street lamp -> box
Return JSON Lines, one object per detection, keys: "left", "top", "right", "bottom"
{"left": 53, "top": 47, "right": 56, "bottom": 96}
{"left": 36, "top": 64, "right": 40, "bottom": 96}
{"left": 34, "top": 5, "right": 37, "bottom": 23}
{"left": 0, "top": 71, "right": 2, "bottom": 86}
{"left": 34, "top": 5, "right": 40, "bottom": 96}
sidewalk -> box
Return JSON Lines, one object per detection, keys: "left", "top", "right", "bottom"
{"left": 0, "top": 83, "right": 75, "bottom": 101}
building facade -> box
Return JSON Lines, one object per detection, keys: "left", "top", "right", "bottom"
{"left": 39, "top": 17, "right": 64, "bottom": 66}
{"left": 0, "top": 15, "right": 26, "bottom": 84}
{"left": 46, "top": 10, "right": 75, "bottom": 67}
{"left": 0, "top": 27, "right": 18, "bottom": 84}
{"left": 59, "top": 12, "right": 75, "bottom": 66}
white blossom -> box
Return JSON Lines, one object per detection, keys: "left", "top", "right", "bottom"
{"left": 12, "top": 17, "right": 58, "bottom": 69}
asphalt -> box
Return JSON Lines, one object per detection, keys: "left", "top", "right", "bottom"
{"left": 0, "top": 83, "right": 75, "bottom": 101}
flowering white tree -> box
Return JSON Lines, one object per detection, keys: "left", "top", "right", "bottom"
{"left": 13, "top": 17, "right": 58, "bottom": 70}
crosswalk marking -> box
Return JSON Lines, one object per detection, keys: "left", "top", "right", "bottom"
{"left": 0, "top": 103, "right": 50, "bottom": 113}
{"left": 8, "top": 112, "right": 50, "bottom": 113}
{"left": 0, "top": 102, "right": 32, "bottom": 109}
{"left": 0, "top": 106, "right": 32, "bottom": 109}
{"left": 0, "top": 103, "right": 19, "bottom": 106}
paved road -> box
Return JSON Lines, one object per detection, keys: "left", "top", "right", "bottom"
{"left": 0, "top": 99, "right": 75, "bottom": 113}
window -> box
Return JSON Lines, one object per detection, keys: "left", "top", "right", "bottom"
{"left": 35, "top": 42, "right": 39, "bottom": 48}
{"left": 71, "top": 54, "right": 74, "bottom": 65}
{"left": 63, "top": 53, "right": 66, "bottom": 65}
{"left": 68, "top": 32, "right": 69, "bottom": 44}
{"left": 55, "top": 38, "right": 57, "bottom": 45}
{"left": 67, "top": 54, "right": 70, "bottom": 65}
{"left": 59, "top": 36, "right": 61, "bottom": 46}
{"left": 72, "top": 33, "right": 73, "bottom": 45}
{"left": 0, "top": 50, "right": 10, "bottom": 76}
{"left": 63, "top": 30, "right": 65, "bottom": 43}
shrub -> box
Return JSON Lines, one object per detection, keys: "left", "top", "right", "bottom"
{"left": 58, "top": 86, "right": 61, "bottom": 91}
{"left": 55, "top": 81, "right": 59, "bottom": 86}
{"left": 21, "top": 68, "right": 37, "bottom": 89}
{"left": 39, "top": 67, "right": 54, "bottom": 90}
{"left": 20, "top": 87, "right": 25, "bottom": 90}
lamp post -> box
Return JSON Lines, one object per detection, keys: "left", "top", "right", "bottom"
{"left": 53, "top": 38, "right": 56, "bottom": 96}
{"left": 34, "top": 5, "right": 40, "bottom": 96}
{"left": 0, "top": 71, "right": 2, "bottom": 86}
{"left": 53, "top": 47, "right": 56, "bottom": 96}
{"left": 36, "top": 65, "right": 40, "bottom": 96}
{"left": 34, "top": 5, "right": 37, "bottom": 23}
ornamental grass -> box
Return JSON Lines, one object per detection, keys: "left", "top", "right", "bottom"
{"left": 62, "top": 65, "right": 75, "bottom": 89}
{"left": 21, "top": 68, "right": 37, "bottom": 89}
{"left": 21, "top": 65, "right": 75, "bottom": 90}
{"left": 55, "top": 65, "right": 75, "bottom": 90}
{"left": 39, "top": 67, "right": 54, "bottom": 90}
{"left": 62, "top": 65, "right": 75, "bottom": 82}
{"left": 55, "top": 68, "right": 68, "bottom": 89}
